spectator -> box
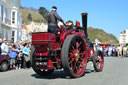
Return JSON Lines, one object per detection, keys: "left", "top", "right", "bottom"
{"left": 16, "top": 50, "right": 23, "bottom": 69}
{"left": 0, "top": 38, "right": 3, "bottom": 55}
{"left": 18, "top": 41, "right": 23, "bottom": 50}
{"left": 96, "top": 45, "right": 100, "bottom": 51}
{"left": 108, "top": 46, "right": 112, "bottom": 56}
{"left": 17, "top": 41, "right": 24, "bottom": 68}
{"left": 95, "top": 39, "right": 101, "bottom": 46}
{"left": 9, "top": 44, "right": 18, "bottom": 69}
{"left": 123, "top": 46, "right": 127, "bottom": 57}
{"left": 22, "top": 43, "right": 31, "bottom": 68}
{"left": 126, "top": 45, "right": 128, "bottom": 56}
{"left": 15, "top": 41, "right": 20, "bottom": 50}
{"left": 117, "top": 45, "right": 122, "bottom": 57}
{"left": 112, "top": 46, "right": 116, "bottom": 56}
{"left": 1, "top": 39, "right": 9, "bottom": 56}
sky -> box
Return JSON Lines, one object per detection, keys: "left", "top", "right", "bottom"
{"left": 21, "top": 0, "right": 128, "bottom": 40}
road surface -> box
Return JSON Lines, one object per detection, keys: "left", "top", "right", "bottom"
{"left": 0, "top": 57, "right": 128, "bottom": 85}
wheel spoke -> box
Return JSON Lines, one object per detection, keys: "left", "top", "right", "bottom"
{"left": 76, "top": 66, "right": 80, "bottom": 73}
{"left": 96, "top": 56, "right": 102, "bottom": 63}
{"left": 71, "top": 45, "right": 75, "bottom": 50}
{"left": 76, "top": 42, "right": 79, "bottom": 50}
{"left": 69, "top": 52, "right": 74, "bottom": 58}
{"left": 79, "top": 52, "right": 85, "bottom": 60}
{"left": 96, "top": 62, "right": 101, "bottom": 68}
{"left": 76, "top": 42, "right": 82, "bottom": 50}
{"left": 96, "top": 56, "right": 100, "bottom": 61}
{"left": 76, "top": 60, "right": 83, "bottom": 73}
{"left": 71, "top": 40, "right": 76, "bottom": 48}
{"left": 79, "top": 52, "right": 85, "bottom": 56}
{"left": 71, "top": 62, "right": 77, "bottom": 72}
{"left": 69, "top": 58, "right": 75, "bottom": 64}
{"left": 80, "top": 63, "right": 84, "bottom": 68}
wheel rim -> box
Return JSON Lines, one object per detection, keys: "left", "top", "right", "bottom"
{"left": 95, "top": 52, "right": 104, "bottom": 71}
{"left": 2, "top": 62, "right": 8, "bottom": 70}
{"left": 68, "top": 37, "right": 87, "bottom": 76}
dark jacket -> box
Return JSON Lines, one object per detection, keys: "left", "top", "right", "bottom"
{"left": 48, "top": 10, "right": 63, "bottom": 26}
{"left": 0, "top": 43, "right": 2, "bottom": 54}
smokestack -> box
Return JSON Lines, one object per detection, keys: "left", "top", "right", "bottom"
{"left": 81, "top": 13, "right": 88, "bottom": 38}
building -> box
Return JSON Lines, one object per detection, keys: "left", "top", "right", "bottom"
{"left": 22, "top": 21, "right": 48, "bottom": 42}
{"left": 119, "top": 29, "right": 128, "bottom": 45}
{"left": 0, "top": 0, "right": 22, "bottom": 42}
{"left": 22, "top": 24, "right": 28, "bottom": 41}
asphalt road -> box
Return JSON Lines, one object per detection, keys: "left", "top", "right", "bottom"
{"left": 0, "top": 57, "right": 128, "bottom": 85}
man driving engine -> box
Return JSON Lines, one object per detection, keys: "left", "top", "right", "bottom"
{"left": 48, "top": 6, "right": 65, "bottom": 33}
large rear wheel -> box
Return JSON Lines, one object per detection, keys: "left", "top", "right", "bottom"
{"left": 93, "top": 50, "right": 104, "bottom": 72}
{"left": 62, "top": 35, "right": 87, "bottom": 78}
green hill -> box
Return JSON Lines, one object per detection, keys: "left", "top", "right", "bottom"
{"left": 87, "top": 27, "right": 119, "bottom": 44}
{"left": 20, "top": 8, "right": 47, "bottom": 24}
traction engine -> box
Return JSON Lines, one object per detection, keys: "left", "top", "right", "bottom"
{"left": 31, "top": 13, "right": 104, "bottom": 78}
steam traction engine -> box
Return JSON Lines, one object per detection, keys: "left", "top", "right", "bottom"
{"left": 31, "top": 13, "right": 104, "bottom": 78}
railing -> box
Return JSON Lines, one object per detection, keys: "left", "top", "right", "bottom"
{"left": 0, "top": 16, "right": 21, "bottom": 28}
{"left": 0, "top": 17, "right": 11, "bottom": 25}
{"left": 5, "top": 18, "right": 11, "bottom": 25}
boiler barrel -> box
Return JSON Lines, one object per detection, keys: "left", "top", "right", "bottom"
{"left": 81, "top": 13, "right": 88, "bottom": 38}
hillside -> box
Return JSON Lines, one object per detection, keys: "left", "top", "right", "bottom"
{"left": 20, "top": 8, "right": 47, "bottom": 24}
{"left": 87, "top": 27, "right": 119, "bottom": 44}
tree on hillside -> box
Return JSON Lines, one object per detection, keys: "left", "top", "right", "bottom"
{"left": 87, "top": 27, "right": 119, "bottom": 43}
{"left": 27, "top": 13, "right": 32, "bottom": 22}
{"left": 39, "top": 7, "right": 49, "bottom": 21}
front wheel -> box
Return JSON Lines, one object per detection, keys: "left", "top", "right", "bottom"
{"left": 93, "top": 50, "right": 104, "bottom": 72}
{"left": 62, "top": 35, "right": 87, "bottom": 78}
{"left": 0, "top": 61, "right": 8, "bottom": 72}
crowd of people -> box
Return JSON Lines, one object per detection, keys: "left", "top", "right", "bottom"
{"left": 0, "top": 38, "right": 31, "bottom": 70}
{"left": 95, "top": 44, "right": 128, "bottom": 57}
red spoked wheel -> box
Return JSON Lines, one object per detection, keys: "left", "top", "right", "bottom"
{"left": 62, "top": 35, "right": 87, "bottom": 78}
{"left": 93, "top": 50, "right": 104, "bottom": 72}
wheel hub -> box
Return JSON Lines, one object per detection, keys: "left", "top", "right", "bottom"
{"left": 2, "top": 64, "right": 7, "bottom": 69}
{"left": 74, "top": 51, "right": 80, "bottom": 61}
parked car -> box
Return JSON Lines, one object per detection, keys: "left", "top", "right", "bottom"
{"left": 0, "top": 55, "right": 9, "bottom": 72}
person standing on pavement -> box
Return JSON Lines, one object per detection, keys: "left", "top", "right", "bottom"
{"left": 8, "top": 44, "right": 18, "bottom": 69}
{"left": 0, "top": 38, "right": 3, "bottom": 55}
{"left": 48, "top": 6, "right": 65, "bottom": 33}
{"left": 22, "top": 43, "right": 31, "bottom": 68}
{"left": 1, "top": 39, "right": 9, "bottom": 56}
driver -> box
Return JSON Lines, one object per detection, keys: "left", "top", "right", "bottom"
{"left": 48, "top": 6, "right": 65, "bottom": 33}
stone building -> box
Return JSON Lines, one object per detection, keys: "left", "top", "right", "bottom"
{"left": 21, "top": 22, "right": 48, "bottom": 42}
{"left": 0, "top": 0, "right": 22, "bottom": 42}
{"left": 119, "top": 29, "right": 128, "bottom": 45}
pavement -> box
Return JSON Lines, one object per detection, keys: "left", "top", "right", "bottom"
{"left": 0, "top": 57, "right": 128, "bottom": 85}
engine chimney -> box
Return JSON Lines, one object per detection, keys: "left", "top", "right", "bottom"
{"left": 81, "top": 13, "right": 88, "bottom": 38}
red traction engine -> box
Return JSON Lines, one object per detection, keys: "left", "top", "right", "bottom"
{"left": 31, "top": 13, "right": 104, "bottom": 78}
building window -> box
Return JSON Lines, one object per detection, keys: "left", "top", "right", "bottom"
{"left": 123, "top": 35, "right": 126, "bottom": 37}
{"left": 12, "top": 11, "right": 15, "bottom": 24}
{"left": 13, "top": 0, "right": 19, "bottom": 7}
{"left": 5, "top": 8, "right": 8, "bottom": 24}
{"left": 1, "top": 5, "right": 4, "bottom": 21}
{"left": 1, "top": 30, "right": 4, "bottom": 39}
{"left": 5, "top": 8, "right": 8, "bottom": 18}
{"left": 12, "top": 31, "right": 15, "bottom": 42}
{"left": 6, "top": 30, "right": 8, "bottom": 40}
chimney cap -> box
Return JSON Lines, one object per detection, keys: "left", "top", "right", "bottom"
{"left": 81, "top": 13, "right": 88, "bottom": 15}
